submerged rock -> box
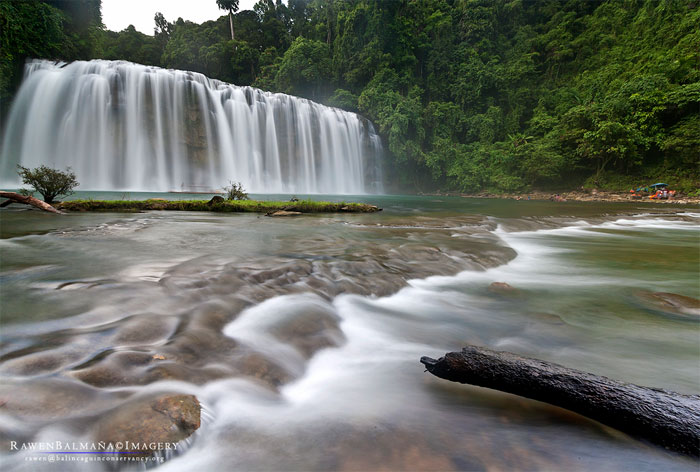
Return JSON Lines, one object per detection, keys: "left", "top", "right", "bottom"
{"left": 0, "top": 378, "right": 116, "bottom": 420}
{"left": 233, "top": 351, "right": 294, "bottom": 388}
{"left": 267, "top": 210, "right": 303, "bottom": 217}
{"left": 488, "top": 282, "right": 518, "bottom": 294}
{"left": 637, "top": 291, "right": 700, "bottom": 317}
{"left": 331, "top": 428, "right": 457, "bottom": 471}
{"left": 268, "top": 303, "right": 345, "bottom": 358}
{"left": 94, "top": 394, "right": 200, "bottom": 456}
{"left": 112, "top": 314, "right": 180, "bottom": 345}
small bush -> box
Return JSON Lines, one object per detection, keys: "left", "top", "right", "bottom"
{"left": 17, "top": 165, "right": 79, "bottom": 203}
{"left": 224, "top": 181, "right": 249, "bottom": 200}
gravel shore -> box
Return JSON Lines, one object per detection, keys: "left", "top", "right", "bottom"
{"left": 462, "top": 190, "right": 700, "bottom": 205}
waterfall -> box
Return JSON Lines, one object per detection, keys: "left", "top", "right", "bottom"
{"left": 0, "top": 60, "right": 383, "bottom": 194}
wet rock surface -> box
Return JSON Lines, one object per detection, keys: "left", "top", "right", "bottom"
{"left": 0, "top": 214, "right": 512, "bottom": 415}
{"left": 266, "top": 210, "right": 302, "bottom": 216}
{"left": 95, "top": 394, "right": 201, "bottom": 456}
{"left": 488, "top": 281, "right": 518, "bottom": 294}
{"left": 637, "top": 291, "right": 700, "bottom": 318}
{"left": 268, "top": 303, "right": 345, "bottom": 358}
{"left": 210, "top": 417, "right": 597, "bottom": 472}
{"left": 0, "top": 378, "right": 121, "bottom": 421}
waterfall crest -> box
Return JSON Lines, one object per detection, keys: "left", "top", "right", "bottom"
{"left": 1, "top": 60, "right": 383, "bottom": 194}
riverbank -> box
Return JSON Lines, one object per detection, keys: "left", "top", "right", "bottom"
{"left": 452, "top": 190, "right": 699, "bottom": 205}
{"left": 55, "top": 199, "right": 382, "bottom": 213}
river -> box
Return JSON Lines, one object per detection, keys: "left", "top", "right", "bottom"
{"left": 0, "top": 195, "right": 698, "bottom": 471}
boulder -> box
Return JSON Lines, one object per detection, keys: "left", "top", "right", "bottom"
{"left": 208, "top": 195, "right": 225, "bottom": 205}
{"left": 94, "top": 394, "right": 200, "bottom": 456}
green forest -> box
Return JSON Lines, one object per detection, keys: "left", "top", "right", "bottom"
{"left": 1, "top": 0, "right": 698, "bottom": 194}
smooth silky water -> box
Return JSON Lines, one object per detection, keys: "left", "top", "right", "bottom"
{"left": 0, "top": 60, "right": 383, "bottom": 194}
{"left": 0, "top": 196, "right": 698, "bottom": 471}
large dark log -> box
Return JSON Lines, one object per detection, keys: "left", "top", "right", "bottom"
{"left": 0, "top": 191, "right": 63, "bottom": 214}
{"left": 421, "top": 346, "right": 700, "bottom": 456}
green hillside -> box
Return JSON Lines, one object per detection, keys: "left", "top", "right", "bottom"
{"left": 2, "top": 0, "right": 698, "bottom": 193}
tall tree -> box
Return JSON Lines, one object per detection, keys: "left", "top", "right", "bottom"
{"left": 154, "top": 12, "right": 172, "bottom": 38}
{"left": 216, "top": 0, "right": 239, "bottom": 40}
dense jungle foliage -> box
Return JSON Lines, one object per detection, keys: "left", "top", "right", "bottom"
{"left": 1, "top": 0, "right": 698, "bottom": 193}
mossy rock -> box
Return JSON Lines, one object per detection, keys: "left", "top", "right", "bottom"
{"left": 94, "top": 394, "right": 201, "bottom": 457}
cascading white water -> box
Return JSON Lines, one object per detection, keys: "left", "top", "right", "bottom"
{"left": 0, "top": 59, "right": 383, "bottom": 194}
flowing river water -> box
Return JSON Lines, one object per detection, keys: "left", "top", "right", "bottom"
{"left": 0, "top": 195, "right": 698, "bottom": 471}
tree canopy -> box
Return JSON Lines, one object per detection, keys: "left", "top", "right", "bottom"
{"left": 17, "top": 165, "right": 79, "bottom": 203}
{"left": 216, "top": 0, "right": 239, "bottom": 40}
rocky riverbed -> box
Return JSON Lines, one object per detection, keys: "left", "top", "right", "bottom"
{"left": 0, "top": 196, "right": 697, "bottom": 471}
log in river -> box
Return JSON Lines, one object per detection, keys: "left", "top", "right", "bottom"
{"left": 0, "top": 191, "right": 63, "bottom": 214}
{"left": 421, "top": 346, "right": 700, "bottom": 457}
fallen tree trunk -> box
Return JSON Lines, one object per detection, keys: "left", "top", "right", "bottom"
{"left": 0, "top": 191, "right": 63, "bottom": 214}
{"left": 421, "top": 346, "right": 700, "bottom": 456}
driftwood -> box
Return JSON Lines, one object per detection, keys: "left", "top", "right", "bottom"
{"left": 421, "top": 346, "right": 700, "bottom": 456}
{"left": 0, "top": 191, "right": 63, "bottom": 214}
